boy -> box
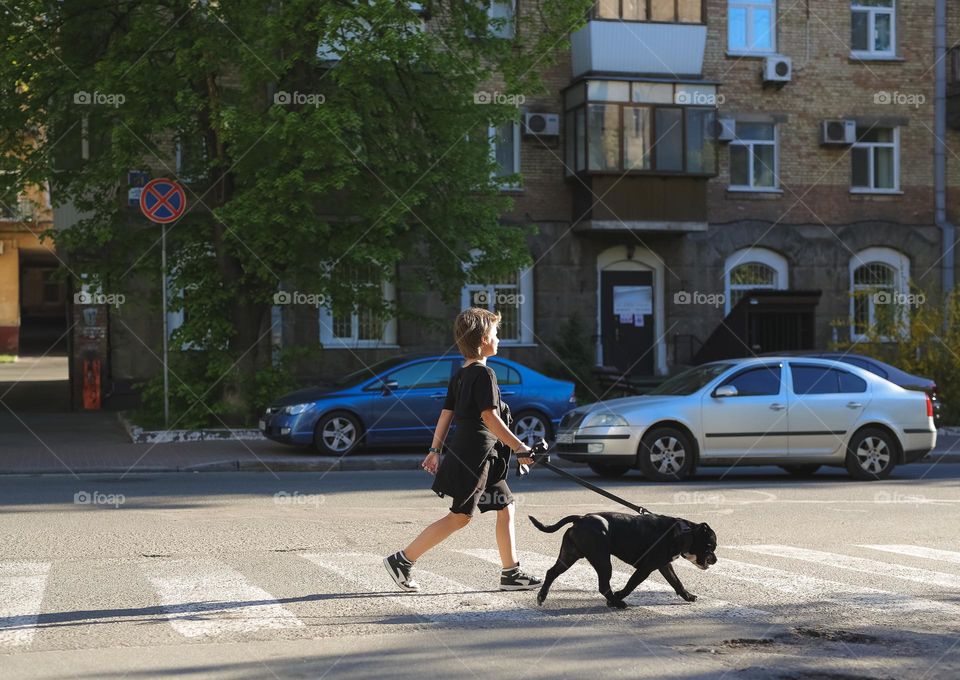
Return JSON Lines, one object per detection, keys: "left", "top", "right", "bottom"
{"left": 384, "top": 307, "right": 544, "bottom": 592}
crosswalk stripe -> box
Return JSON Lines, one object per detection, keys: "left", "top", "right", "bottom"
{"left": 0, "top": 562, "right": 50, "bottom": 648}
{"left": 860, "top": 545, "right": 960, "bottom": 566}
{"left": 713, "top": 558, "right": 960, "bottom": 620}
{"left": 732, "top": 545, "right": 959, "bottom": 589}
{"left": 301, "top": 552, "right": 542, "bottom": 624}
{"left": 457, "top": 549, "right": 771, "bottom": 623}
{"left": 142, "top": 558, "right": 304, "bottom": 638}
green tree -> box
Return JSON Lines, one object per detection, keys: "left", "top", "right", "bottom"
{"left": 0, "top": 0, "right": 591, "bottom": 425}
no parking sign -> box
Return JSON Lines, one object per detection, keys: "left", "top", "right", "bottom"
{"left": 139, "top": 178, "right": 186, "bottom": 223}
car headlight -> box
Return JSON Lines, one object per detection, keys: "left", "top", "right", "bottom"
{"left": 582, "top": 413, "right": 628, "bottom": 428}
{"left": 282, "top": 403, "right": 314, "bottom": 415}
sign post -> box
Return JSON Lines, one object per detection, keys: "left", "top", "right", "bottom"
{"left": 139, "top": 178, "right": 187, "bottom": 427}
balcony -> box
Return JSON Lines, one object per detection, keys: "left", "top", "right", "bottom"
{"left": 570, "top": 20, "right": 707, "bottom": 79}
{"left": 572, "top": 175, "right": 708, "bottom": 232}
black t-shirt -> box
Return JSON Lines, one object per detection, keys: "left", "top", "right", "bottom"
{"left": 443, "top": 362, "right": 501, "bottom": 451}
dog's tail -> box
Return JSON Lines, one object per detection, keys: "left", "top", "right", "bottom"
{"left": 528, "top": 514, "right": 582, "bottom": 533}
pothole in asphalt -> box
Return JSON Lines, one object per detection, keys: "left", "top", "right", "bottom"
{"left": 779, "top": 673, "right": 896, "bottom": 680}
{"left": 721, "top": 638, "right": 778, "bottom": 648}
{"left": 792, "top": 627, "right": 878, "bottom": 644}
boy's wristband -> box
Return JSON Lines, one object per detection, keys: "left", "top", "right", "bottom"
{"left": 428, "top": 447, "right": 442, "bottom": 454}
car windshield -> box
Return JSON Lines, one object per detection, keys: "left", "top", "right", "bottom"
{"left": 333, "top": 356, "right": 426, "bottom": 387}
{"left": 647, "top": 363, "right": 735, "bottom": 396}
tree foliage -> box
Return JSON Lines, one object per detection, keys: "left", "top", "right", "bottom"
{"left": 0, "top": 0, "right": 591, "bottom": 425}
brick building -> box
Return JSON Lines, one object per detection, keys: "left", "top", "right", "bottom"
{"left": 53, "top": 1, "right": 960, "bottom": 406}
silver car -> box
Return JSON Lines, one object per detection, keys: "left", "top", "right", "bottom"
{"left": 555, "top": 357, "right": 936, "bottom": 481}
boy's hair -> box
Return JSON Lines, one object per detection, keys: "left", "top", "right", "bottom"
{"left": 454, "top": 307, "right": 501, "bottom": 359}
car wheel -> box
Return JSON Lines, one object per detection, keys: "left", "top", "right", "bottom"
{"left": 781, "top": 464, "right": 821, "bottom": 477}
{"left": 512, "top": 410, "right": 551, "bottom": 447}
{"left": 588, "top": 462, "right": 631, "bottom": 478}
{"left": 314, "top": 411, "right": 362, "bottom": 455}
{"left": 845, "top": 428, "right": 897, "bottom": 481}
{"left": 638, "top": 427, "right": 695, "bottom": 482}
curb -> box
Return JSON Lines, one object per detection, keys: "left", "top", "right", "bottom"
{"left": 118, "top": 412, "right": 266, "bottom": 444}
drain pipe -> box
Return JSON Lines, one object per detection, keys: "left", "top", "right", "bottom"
{"left": 935, "top": 0, "right": 955, "bottom": 314}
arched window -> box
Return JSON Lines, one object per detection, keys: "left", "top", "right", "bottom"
{"left": 723, "top": 248, "right": 788, "bottom": 314}
{"left": 849, "top": 247, "right": 908, "bottom": 341}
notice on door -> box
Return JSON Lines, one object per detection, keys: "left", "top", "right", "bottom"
{"left": 613, "top": 285, "right": 652, "bottom": 325}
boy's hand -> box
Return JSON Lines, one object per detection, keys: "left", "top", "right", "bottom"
{"left": 516, "top": 443, "right": 534, "bottom": 466}
{"left": 421, "top": 451, "right": 440, "bottom": 475}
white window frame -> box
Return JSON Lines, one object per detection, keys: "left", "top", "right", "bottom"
{"left": 319, "top": 269, "right": 398, "bottom": 349}
{"left": 727, "top": 0, "right": 777, "bottom": 55}
{"left": 461, "top": 248, "right": 534, "bottom": 345}
{"left": 728, "top": 122, "right": 779, "bottom": 192}
{"left": 723, "top": 247, "right": 788, "bottom": 315}
{"left": 850, "top": 126, "right": 899, "bottom": 194}
{"left": 848, "top": 247, "right": 909, "bottom": 342}
{"left": 489, "top": 121, "right": 521, "bottom": 190}
{"left": 850, "top": 0, "right": 896, "bottom": 59}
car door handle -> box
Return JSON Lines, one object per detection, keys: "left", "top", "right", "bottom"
{"left": 769, "top": 403, "right": 786, "bottom": 411}
{"left": 846, "top": 401, "right": 863, "bottom": 409}
{"left": 501, "top": 391, "right": 516, "bottom": 396}
{"left": 430, "top": 393, "right": 446, "bottom": 399}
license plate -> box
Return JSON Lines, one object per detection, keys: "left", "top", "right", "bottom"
{"left": 555, "top": 432, "right": 574, "bottom": 444}
{"left": 259, "top": 419, "right": 266, "bottom": 431}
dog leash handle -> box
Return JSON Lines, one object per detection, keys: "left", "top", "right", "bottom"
{"left": 517, "top": 440, "right": 549, "bottom": 477}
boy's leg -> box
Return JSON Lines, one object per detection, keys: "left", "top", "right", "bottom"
{"left": 495, "top": 502, "right": 519, "bottom": 569}
{"left": 403, "top": 511, "right": 471, "bottom": 562}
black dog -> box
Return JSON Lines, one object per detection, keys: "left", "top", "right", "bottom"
{"left": 529, "top": 512, "right": 718, "bottom": 609}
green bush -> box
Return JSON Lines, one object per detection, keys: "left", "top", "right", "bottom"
{"left": 540, "top": 315, "right": 601, "bottom": 405}
{"left": 831, "top": 287, "right": 960, "bottom": 425}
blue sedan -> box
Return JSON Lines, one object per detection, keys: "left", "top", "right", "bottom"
{"left": 260, "top": 353, "right": 577, "bottom": 455}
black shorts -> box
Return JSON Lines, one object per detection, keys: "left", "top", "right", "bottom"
{"left": 449, "top": 456, "right": 514, "bottom": 517}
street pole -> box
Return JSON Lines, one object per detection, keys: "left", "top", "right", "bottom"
{"left": 161, "top": 223, "right": 169, "bottom": 427}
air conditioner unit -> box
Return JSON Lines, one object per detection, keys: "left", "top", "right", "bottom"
{"left": 762, "top": 55, "right": 792, "bottom": 86}
{"left": 523, "top": 112, "right": 560, "bottom": 137}
{"left": 713, "top": 117, "right": 737, "bottom": 142}
{"left": 820, "top": 119, "right": 857, "bottom": 145}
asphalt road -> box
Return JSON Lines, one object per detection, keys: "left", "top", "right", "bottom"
{"left": 1, "top": 464, "right": 959, "bottom": 679}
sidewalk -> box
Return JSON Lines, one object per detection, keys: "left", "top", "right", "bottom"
{"left": 0, "top": 412, "right": 589, "bottom": 475}
{"left": 0, "top": 411, "right": 958, "bottom": 475}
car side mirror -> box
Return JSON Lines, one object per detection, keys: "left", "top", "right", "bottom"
{"left": 381, "top": 379, "right": 399, "bottom": 393}
{"left": 713, "top": 385, "right": 738, "bottom": 398}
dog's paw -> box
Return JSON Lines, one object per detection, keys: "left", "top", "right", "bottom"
{"left": 681, "top": 592, "right": 697, "bottom": 603}
{"left": 536, "top": 592, "right": 546, "bottom": 606}
{"left": 606, "top": 599, "right": 628, "bottom": 610}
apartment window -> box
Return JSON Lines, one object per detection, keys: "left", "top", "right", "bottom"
{"left": 462, "top": 251, "right": 533, "bottom": 344}
{"left": 490, "top": 121, "right": 520, "bottom": 188}
{"left": 723, "top": 247, "right": 788, "bottom": 314}
{"left": 849, "top": 247, "right": 908, "bottom": 340}
{"left": 596, "top": 0, "right": 703, "bottom": 23}
{"left": 729, "top": 122, "right": 777, "bottom": 190}
{"left": 728, "top": 0, "right": 775, "bottom": 54}
{"left": 319, "top": 264, "right": 397, "bottom": 348}
{"left": 564, "top": 80, "right": 718, "bottom": 176}
{"left": 851, "top": 1, "right": 895, "bottom": 58}
{"left": 851, "top": 126, "right": 898, "bottom": 192}
{"left": 488, "top": 0, "right": 516, "bottom": 39}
